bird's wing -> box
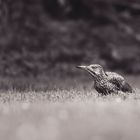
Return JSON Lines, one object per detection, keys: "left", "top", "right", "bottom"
{"left": 106, "top": 72, "right": 125, "bottom": 83}
{"left": 106, "top": 72, "right": 133, "bottom": 92}
{"left": 105, "top": 72, "right": 125, "bottom": 89}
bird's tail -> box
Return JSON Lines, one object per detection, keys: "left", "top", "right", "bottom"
{"left": 121, "top": 82, "right": 133, "bottom": 93}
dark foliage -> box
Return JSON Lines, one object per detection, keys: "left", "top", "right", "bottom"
{"left": 0, "top": 0, "right": 140, "bottom": 76}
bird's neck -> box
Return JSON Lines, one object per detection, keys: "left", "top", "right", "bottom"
{"left": 94, "top": 72, "right": 107, "bottom": 83}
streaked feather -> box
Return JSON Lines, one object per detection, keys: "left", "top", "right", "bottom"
{"left": 77, "top": 64, "right": 133, "bottom": 95}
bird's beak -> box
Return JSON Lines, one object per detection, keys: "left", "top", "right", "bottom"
{"left": 76, "top": 65, "right": 87, "bottom": 70}
{"left": 77, "top": 65, "right": 96, "bottom": 77}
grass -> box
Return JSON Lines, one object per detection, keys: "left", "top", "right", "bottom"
{"left": 0, "top": 76, "right": 140, "bottom": 140}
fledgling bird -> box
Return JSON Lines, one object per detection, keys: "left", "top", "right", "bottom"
{"left": 77, "top": 64, "right": 133, "bottom": 95}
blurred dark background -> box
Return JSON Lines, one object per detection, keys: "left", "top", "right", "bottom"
{"left": 0, "top": 0, "right": 140, "bottom": 77}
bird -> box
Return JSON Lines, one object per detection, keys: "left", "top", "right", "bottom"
{"left": 77, "top": 64, "right": 133, "bottom": 95}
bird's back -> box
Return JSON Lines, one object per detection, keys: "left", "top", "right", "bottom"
{"left": 105, "top": 72, "right": 124, "bottom": 82}
{"left": 105, "top": 71, "right": 133, "bottom": 93}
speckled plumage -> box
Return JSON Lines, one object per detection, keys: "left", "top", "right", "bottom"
{"left": 77, "top": 64, "right": 133, "bottom": 95}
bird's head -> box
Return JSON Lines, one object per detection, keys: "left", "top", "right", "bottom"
{"left": 77, "top": 64, "right": 106, "bottom": 78}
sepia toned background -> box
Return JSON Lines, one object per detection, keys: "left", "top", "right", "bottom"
{"left": 1, "top": 1, "right": 140, "bottom": 140}
{"left": 0, "top": 0, "right": 140, "bottom": 78}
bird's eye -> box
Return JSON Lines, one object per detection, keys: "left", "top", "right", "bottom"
{"left": 92, "top": 66, "right": 97, "bottom": 69}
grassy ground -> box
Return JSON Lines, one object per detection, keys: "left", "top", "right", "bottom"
{"left": 0, "top": 76, "right": 140, "bottom": 140}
